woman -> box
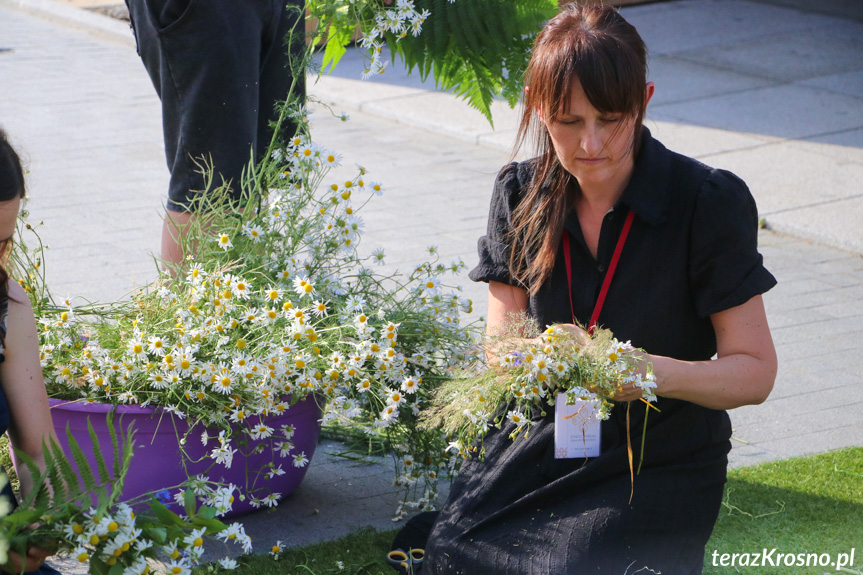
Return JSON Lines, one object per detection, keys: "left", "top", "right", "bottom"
{"left": 424, "top": 5, "right": 777, "bottom": 573}
{"left": 0, "top": 128, "right": 59, "bottom": 574}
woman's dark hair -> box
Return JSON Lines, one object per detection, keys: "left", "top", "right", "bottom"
{"left": 509, "top": 3, "right": 648, "bottom": 293}
{"left": 0, "top": 126, "right": 27, "bottom": 316}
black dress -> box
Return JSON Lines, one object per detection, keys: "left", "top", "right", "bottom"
{"left": 424, "top": 129, "right": 777, "bottom": 574}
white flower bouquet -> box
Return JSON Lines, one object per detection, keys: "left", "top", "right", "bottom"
{"left": 19, "top": 125, "right": 476, "bottom": 515}
{"left": 423, "top": 319, "right": 657, "bottom": 460}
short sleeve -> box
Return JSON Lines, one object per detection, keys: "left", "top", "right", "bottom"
{"left": 468, "top": 162, "right": 525, "bottom": 286}
{"left": 689, "top": 169, "right": 777, "bottom": 318}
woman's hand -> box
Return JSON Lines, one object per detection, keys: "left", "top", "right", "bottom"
{"left": 553, "top": 323, "right": 591, "bottom": 348}
{"left": 3, "top": 534, "right": 52, "bottom": 574}
{"left": 610, "top": 383, "right": 644, "bottom": 403}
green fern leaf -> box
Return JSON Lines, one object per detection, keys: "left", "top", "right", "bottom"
{"left": 67, "top": 423, "right": 98, "bottom": 493}
{"left": 113, "top": 419, "right": 136, "bottom": 498}
{"left": 13, "top": 448, "right": 47, "bottom": 510}
{"left": 321, "top": 22, "right": 354, "bottom": 73}
{"left": 50, "top": 437, "right": 83, "bottom": 502}
{"left": 388, "top": 0, "right": 558, "bottom": 122}
{"left": 88, "top": 418, "right": 111, "bottom": 484}
{"left": 109, "top": 410, "right": 122, "bottom": 480}
{"left": 42, "top": 443, "right": 67, "bottom": 506}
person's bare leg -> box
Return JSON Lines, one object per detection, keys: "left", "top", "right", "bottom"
{"left": 161, "top": 209, "right": 194, "bottom": 272}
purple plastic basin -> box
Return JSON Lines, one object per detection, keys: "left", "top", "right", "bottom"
{"left": 47, "top": 396, "right": 323, "bottom": 517}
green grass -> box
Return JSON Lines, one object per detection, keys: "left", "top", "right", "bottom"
{"left": 195, "top": 527, "right": 400, "bottom": 575}
{"left": 0, "top": 434, "right": 20, "bottom": 494}
{"left": 203, "top": 448, "right": 863, "bottom": 575}
{"left": 704, "top": 447, "right": 863, "bottom": 574}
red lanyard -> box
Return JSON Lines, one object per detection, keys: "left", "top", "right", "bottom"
{"left": 562, "top": 210, "right": 635, "bottom": 334}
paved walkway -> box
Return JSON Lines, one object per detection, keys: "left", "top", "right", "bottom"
{"left": 1, "top": 0, "right": 862, "bottom": 565}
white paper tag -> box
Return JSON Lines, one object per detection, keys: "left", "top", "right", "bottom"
{"left": 554, "top": 393, "right": 602, "bottom": 459}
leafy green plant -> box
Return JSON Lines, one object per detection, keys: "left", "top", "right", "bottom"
{"left": 0, "top": 415, "right": 250, "bottom": 574}
{"left": 386, "top": 0, "right": 558, "bottom": 123}
{"left": 308, "top": 0, "right": 558, "bottom": 124}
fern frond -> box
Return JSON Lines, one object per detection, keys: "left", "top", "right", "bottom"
{"left": 109, "top": 410, "right": 122, "bottom": 480}
{"left": 388, "top": 0, "right": 558, "bottom": 123}
{"left": 110, "top": 417, "right": 136, "bottom": 500}
{"left": 50, "top": 436, "right": 82, "bottom": 501}
{"left": 42, "top": 443, "right": 67, "bottom": 506}
{"left": 13, "top": 448, "right": 48, "bottom": 510}
{"left": 88, "top": 417, "right": 111, "bottom": 484}
{"left": 67, "top": 423, "right": 98, "bottom": 493}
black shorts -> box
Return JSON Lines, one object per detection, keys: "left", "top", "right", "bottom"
{"left": 126, "top": 0, "right": 305, "bottom": 211}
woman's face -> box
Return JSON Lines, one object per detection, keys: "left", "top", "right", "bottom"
{"left": 543, "top": 79, "right": 652, "bottom": 195}
{"left": 0, "top": 197, "right": 21, "bottom": 265}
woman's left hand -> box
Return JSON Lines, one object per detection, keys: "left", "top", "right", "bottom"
{"left": 611, "top": 383, "right": 645, "bottom": 403}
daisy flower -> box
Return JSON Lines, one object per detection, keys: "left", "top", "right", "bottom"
{"left": 507, "top": 410, "right": 527, "bottom": 427}
{"left": 166, "top": 560, "right": 191, "bottom": 575}
{"left": 266, "top": 465, "right": 286, "bottom": 479}
{"left": 387, "top": 389, "right": 406, "bottom": 406}
{"left": 127, "top": 338, "right": 146, "bottom": 359}
{"left": 270, "top": 540, "right": 284, "bottom": 557}
{"left": 292, "top": 275, "right": 316, "bottom": 297}
{"left": 323, "top": 151, "right": 342, "bottom": 167}
{"left": 218, "top": 558, "right": 238, "bottom": 570}
{"left": 147, "top": 335, "right": 167, "bottom": 356}
{"left": 276, "top": 440, "right": 294, "bottom": 457}
{"left": 368, "top": 181, "right": 384, "bottom": 196}
{"left": 265, "top": 287, "right": 283, "bottom": 302}
{"left": 379, "top": 405, "right": 399, "bottom": 425}
{"left": 211, "top": 444, "right": 237, "bottom": 468}
{"left": 371, "top": 248, "right": 385, "bottom": 265}
{"left": 183, "top": 527, "right": 207, "bottom": 549}
{"left": 216, "top": 233, "right": 233, "bottom": 250}
{"left": 231, "top": 278, "right": 251, "bottom": 299}
{"left": 242, "top": 224, "right": 264, "bottom": 241}
{"left": 311, "top": 300, "right": 328, "bottom": 318}
{"left": 401, "top": 376, "right": 420, "bottom": 394}
{"left": 72, "top": 546, "right": 89, "bottom": 563}
{"left": 249, "top": 423, "right": 274, "bottom": 440}
{"left": 292, "top": 452, "right": 309, "bottom": 468}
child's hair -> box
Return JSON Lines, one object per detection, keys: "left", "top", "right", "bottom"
{"left": 0, "top": 126, "right": 27, "bottom": 320}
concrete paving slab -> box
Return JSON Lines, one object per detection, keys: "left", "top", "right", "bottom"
{"left": 646, "top": 55, "right": 777, "bottom": 106}
{"left": 621, "top": 0, "right": 824, "bottom": 56}
{"left": 798, "top": 70, "right": 863, "bottom": 100}
{"left": 789, "top": 127, "right": 863, "bottom": 166}
{"left": 652, "top": 83, "right": 863, "bottom": 141}
{"left": 645, "top": 120, "right": 775, "bottom": 158}
{"left": 674, "top": 20, "right": 863, "bottom": 83}
{"left": 693, "top": 140, "right": 863, "bottom": 219}
{"left": 745, "top": 424, "right": 863, "bottom": 462}
{"left": 767, "top": 196, "right": 863, "bottom": 255}
{"left": 752, "top": 0, "right": 863, "bottom": 23}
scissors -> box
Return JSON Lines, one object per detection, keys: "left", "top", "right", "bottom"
{"left": 386, "top": 548, "right": 425, "bottom": 574}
